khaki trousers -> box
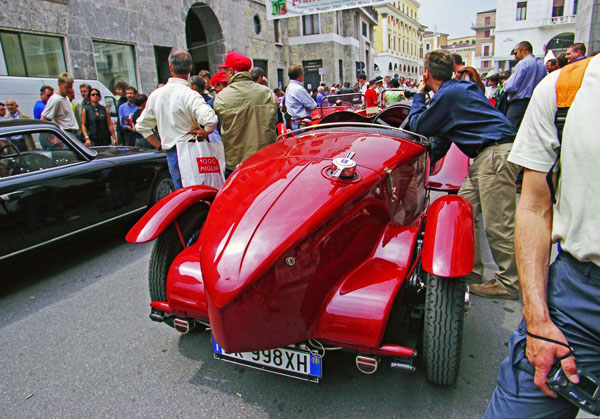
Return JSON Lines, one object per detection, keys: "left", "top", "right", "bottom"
{"left": 458, "top": 142, "right": 520, "bottom": 292}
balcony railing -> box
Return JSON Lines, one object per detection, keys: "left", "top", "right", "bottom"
{"left": 539, "top": 15, "right": 576, "bottom": 27}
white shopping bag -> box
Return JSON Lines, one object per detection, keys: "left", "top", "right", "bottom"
{"left": 176, "top": 139, "right": 226, "bottom": 189}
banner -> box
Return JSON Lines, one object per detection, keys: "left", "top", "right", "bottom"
{"left": 267, "top": 0, "right": 388, "bottom": 20}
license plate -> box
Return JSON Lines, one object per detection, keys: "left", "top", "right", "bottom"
{"left": 213, "top": 338, "right": 322, "bottom": 383}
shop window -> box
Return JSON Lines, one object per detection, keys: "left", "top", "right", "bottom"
{"left": 0, "top": 31, "right": 66, "bottom": 77}
{"left": 93, "top": 41, "right": 138, "bottom": 93}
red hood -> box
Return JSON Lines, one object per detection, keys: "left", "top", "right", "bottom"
{"left": 200, "top": 128, "right": 425, "bottom": 310}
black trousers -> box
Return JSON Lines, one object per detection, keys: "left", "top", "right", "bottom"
{"left": 506, "top": 98, "right": 530, "bottom": 130}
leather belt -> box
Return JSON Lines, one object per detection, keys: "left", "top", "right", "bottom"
{"left": 480, "top": 138, "right": 513, "bottom": 152}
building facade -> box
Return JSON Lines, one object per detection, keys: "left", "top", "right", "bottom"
{"left": 493, "top": 0, "right": 585, "bottom": 70}
{"left": 0, "top": 0, "right": 377, "bottom": 94}
{"left": 286, "top": 7, "right": 377, "bottom": 89}
{"left": 373, "top": 0, "right": 425, "bottom": 81}
{"left": 423, "top": 30, "right": 449, "bottom": 53}
{"left": 472, "top": 9, "right": 496, "bottom": 73}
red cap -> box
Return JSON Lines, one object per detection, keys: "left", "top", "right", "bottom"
{"left": 210, "top": 71, "right": 227, "bottom": 85}
{"left": 217, "top": 52, "right": 252, "bottom": 72}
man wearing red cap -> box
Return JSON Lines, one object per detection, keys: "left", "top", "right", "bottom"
{"left": 136, "top": 49, "right": 217, "bottom": 189}
{"left": 213, "top": 51, "right": 277, "bottom": 177}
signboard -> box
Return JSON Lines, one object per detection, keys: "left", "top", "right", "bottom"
{"left": 268, "top": 0, "right": 388, "bottom": 20}
{"left": 303, "top": 59, "right": 323, "bottom": 71}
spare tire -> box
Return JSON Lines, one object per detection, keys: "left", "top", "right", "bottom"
{"left": 423, "top": 274, "right": 466, "bottom": 385}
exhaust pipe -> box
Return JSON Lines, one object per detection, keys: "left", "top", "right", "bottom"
{"left": 355, "top": 355, "right": 379, "bottom": 374}
{"left": 391, "top": 350, "right": 417, "bottom": 372}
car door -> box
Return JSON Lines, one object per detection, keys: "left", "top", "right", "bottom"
{"left": 0, "top": 128, "right": 116, "bottom": 255}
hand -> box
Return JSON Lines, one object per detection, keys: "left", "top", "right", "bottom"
{"left": 526, "top": 321, "right": 578, "bottom": 397}
{"left": 85, "top": 138, "right": 92, "bottom": 147}
{"left": 188, "top": 128, "right": 207, "bottom": 140}
{"left": 111, "top": 138, "right": 117, "bottom": 146}
{"left": 417, "top": 81, "right": 428, "bottom": 94}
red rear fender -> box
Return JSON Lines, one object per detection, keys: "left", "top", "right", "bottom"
{"left": 421, "top": 195, "right": 474, "bottom": 277}
{"left": 126, "top": 185, "right": 217, "bottom": 243}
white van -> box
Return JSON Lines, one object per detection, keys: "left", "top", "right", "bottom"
{"left": 0, "top": 76, "right": 119, "bottom": 123}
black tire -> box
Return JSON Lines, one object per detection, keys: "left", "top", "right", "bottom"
{"left": 423, "top": 274, "right": 466, "bottom": 385}
{"left": 151, "top": 171, "right": 174, "bottom": 205}
{"left": 148, "top": 203, "right": 209, "bottom": 302}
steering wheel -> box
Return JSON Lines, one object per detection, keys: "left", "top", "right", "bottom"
{"left": 0, "top": 142, "right": 22, "bottom": 157}
{"left": 0, "top": 143, "right": 23, "bottom": 177}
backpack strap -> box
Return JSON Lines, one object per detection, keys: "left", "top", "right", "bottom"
{"left": 548, "top": 57, "right": 592, "bottom": 204}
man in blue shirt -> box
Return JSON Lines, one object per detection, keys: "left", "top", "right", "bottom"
{"left": 33, "top": 85, "right": 54, "bottom": 119}
{"left": 118, "top": 86, "right": 139, "bottom": 146}
{"left": 503, "top": 41, "right": 547, "bottom": 129}
{"left": 284, "top": 64, "right": 317, "bottom": 130}
{"left": 409, "top": 49, "right": 521, "bottom": 300}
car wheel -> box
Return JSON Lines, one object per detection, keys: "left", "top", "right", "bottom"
{"left": 152, "top": 171, "right": 174, "bottom": 204}
{"left": 148, "top": 203, "right": 209, "bottom": 303}
{"left": 423, "top": 273, "right": 465, "bottom": 385}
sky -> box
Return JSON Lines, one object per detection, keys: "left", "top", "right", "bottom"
{"left": 418, "top": 0, "right": 497, "bottom": 39}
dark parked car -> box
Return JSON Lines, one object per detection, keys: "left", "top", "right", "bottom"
{"left": 0, "top": 119, "right": 173, "bottom": 260}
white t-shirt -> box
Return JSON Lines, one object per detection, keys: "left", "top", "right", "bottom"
{"left": 508, "top": 55, "right": 600, "bottom": 265}
{"left": 41, "top": 93, "right": 78, "bottom": 130}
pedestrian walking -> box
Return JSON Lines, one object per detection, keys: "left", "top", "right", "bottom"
{"left": 41, "top": 72, "right": 78, "bottom": 136}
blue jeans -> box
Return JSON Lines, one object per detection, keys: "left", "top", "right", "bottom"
{"left": 165, "top": 147, "right": 182, "bottom": 190}
{"left": 485, "top": 252, "right": 600, "bottom": 418}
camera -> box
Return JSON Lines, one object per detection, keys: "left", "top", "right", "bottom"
{"left": 547, "top": 364, "right": 600, "bottom": 415}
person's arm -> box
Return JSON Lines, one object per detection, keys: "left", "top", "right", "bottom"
{"left": 144, "top": 133, "right": 162, "bottom": 150}
{"left": 297, "top": 87, "right": 317, "bottom": 111}
{"left": 40, "top": 98, "right": 56, "bottom": 121}
{"left": 80, "top": 108, "right": 92, "bottom": 146}
{"left": 517, "top": 169, "right": 579, "bottom": 397}
{"left": 409, "top": 83, "right": 453, "bottom": 138}
{"left": 503, "top": 62, "right": 525, "bottom": 94}
{"left": 191, "top": 94, "right": 218, "bottom": 135}
{"left": 134, "top": 105, "right": 157, "bottom": 139}
{"left": 106, "top": 108, "right": 117, "bottom": 145}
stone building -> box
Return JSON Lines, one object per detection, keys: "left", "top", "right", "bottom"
{"left": 423, "top": 30, "right": 448, "bottom": 53}
{"left": 0, "top": 0, "right": 381, "bottom": 94}
{"left": 373, "top": 0, "right": 425, "bottom": 81}
{"left": 472, "top": 9, "right": 496, "bottom": 74}
{"left": 285, "top": 7, "right": 378, "bottom": 89}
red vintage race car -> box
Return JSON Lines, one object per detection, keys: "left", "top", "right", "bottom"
{"left": 127, "top": 105, "right": 473, "bottom": 385}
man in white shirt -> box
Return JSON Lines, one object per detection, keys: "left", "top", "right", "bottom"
{"left": 41, "top": 72, "right": 78, "bottom": 134}
{"left": 136, "top": 49, "right": 217, "bottom": 189}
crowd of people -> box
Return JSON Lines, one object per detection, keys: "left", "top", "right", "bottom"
{"left": 1, "top": 34, "right": 597, "bottom": 418}
{"left": 406, "top": 40, "right": 597, "bottom": 418}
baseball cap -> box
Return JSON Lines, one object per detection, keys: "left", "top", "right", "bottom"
{"left": 210, "top": 71, "right": 227, "bottom": 85}
{"left": 217, "top": 52, "right": 252, "bottom": 72}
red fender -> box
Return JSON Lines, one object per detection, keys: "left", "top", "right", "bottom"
{"left": 421, "top": 195, "right": 474, "bottom": 278}
{"left": 126, "top": 185, "right": 217, "bottom": 243}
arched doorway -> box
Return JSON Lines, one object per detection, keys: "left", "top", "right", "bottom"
{"left": 545, "top": 32, "right": 575, "bottom": 53}
{"left": 186, "top": 3, "right": 225, "bottom": 74}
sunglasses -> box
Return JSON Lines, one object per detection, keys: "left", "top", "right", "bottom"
{"left": 90, "top": 93, "right": 100, "bottom": 96}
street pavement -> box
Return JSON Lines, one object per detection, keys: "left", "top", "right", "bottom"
{"left": 0, "top": 218, "right": 583, "bottom": 418}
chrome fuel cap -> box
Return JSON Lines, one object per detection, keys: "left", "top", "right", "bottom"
{"left": 331, "top": 151, "right": 356, "bottom": 179}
